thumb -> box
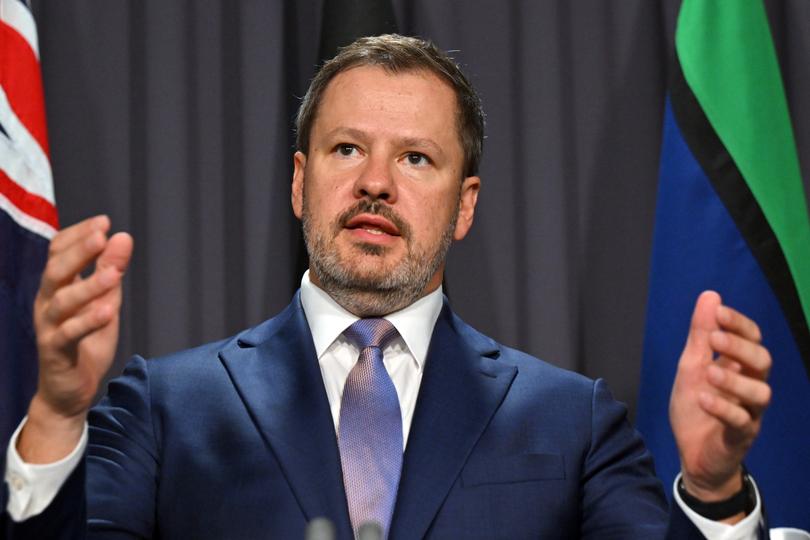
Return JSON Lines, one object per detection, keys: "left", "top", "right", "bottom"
{"left": 682, "top": 290, "right": 721, "bottom": 365}
{"left": 96, "top": 232, "right": 134, "bottom": 274}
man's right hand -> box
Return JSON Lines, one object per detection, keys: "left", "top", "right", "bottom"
{"left": 17, "top": 215, "right": 133, "bottom": 464}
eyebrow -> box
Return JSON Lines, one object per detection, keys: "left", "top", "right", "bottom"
{"left": 399, "top": 136, "right": 444, "bottom": 157}
{"left": 323, "top": 127, "right": 446, "bottom": 158}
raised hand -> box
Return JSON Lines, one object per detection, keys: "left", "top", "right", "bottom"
{"left": 669, "top": 291, "right": 771, "bottom": 512}
{"left": 18, "top": 215, "right": 133, "bottom": 463}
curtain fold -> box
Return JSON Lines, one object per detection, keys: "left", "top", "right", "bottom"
{"left": 32, "top": 0, "right": 810, "bottom": 415}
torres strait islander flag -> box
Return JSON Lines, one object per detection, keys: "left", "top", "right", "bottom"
{"left": 0, "top": 0, "right": 57, "bottom": 443}
{"left": 637, "top": 0, "right": 810, "bottom": 531}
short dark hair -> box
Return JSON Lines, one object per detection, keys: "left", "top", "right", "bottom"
{"left": 295, "top": 34, "right": 485, "bottom": 177}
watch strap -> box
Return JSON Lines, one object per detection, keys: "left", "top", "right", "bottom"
{"left": 678, "top": 469, "right": 756, "bottom": 520}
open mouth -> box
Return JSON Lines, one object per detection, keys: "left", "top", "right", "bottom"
{"left": 344, "top": 214, "right": 401, "bottom": 237}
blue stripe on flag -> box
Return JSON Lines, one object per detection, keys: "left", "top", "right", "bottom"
{"left": 0, "top": 210, "right": 47, "bottom": 443}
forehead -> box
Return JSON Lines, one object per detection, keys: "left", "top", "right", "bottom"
{"left": 312, "top": 65, "right": 463, "bottom": 154}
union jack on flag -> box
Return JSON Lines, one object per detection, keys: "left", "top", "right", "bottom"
{"left": 0, "top": 0, "right": 57, "bottom": 442}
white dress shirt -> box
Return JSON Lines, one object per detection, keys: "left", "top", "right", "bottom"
{"left": 300, "top": 271, "right": 442, "bottom": 448}
{"left": 4, "top": 271, "right": 762, "bottom": 538}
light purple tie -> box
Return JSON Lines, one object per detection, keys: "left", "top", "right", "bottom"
{"left": 338, "top": 318, "right": 403, "bottom": 536}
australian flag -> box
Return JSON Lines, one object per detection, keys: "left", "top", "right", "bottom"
{"left": 0, "top": 0, "right": 57, "bottom": 444}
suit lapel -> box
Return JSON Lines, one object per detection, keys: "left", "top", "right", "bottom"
{"left": 219, "top": 295, "right": 352, "bottom": 538}
{"left": 389, "top": 305, "right": 517, "bottom": 539}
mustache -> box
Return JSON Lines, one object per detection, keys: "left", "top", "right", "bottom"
{"left": 336, "top": 199, "right": 412, "bottom": 240}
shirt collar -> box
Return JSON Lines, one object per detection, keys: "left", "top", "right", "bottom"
{"left": 299, "top": 270, "right": 443, "bottom": 368}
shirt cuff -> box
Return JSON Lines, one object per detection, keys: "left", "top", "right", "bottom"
{"left": 4, "top": 416, "right": 88, "bottom": 522}
{"left": 673, "top": 473, "right": 764, "bottom": 540}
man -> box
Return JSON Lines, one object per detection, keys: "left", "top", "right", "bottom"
{"left": 3, "top": 35, "right": 771, "bottom": 538}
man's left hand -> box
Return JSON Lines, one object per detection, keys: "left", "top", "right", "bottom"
{"left": 669, "top": 291, "right": 772, "bottom": 512}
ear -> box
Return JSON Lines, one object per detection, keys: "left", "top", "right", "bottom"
{"left": 292, "top": 151, "right": 307, "bottom": 220}
{"left": 453, "top": 175, "right": 480, "bottom": 241}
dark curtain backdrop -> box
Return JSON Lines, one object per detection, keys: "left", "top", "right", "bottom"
{"left": 29, "top": 0, "right": 810, "bottom": 417}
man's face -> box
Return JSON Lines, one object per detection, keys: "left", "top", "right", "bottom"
{"left": 292, "top": 66, "right": 480, "bottom": 316}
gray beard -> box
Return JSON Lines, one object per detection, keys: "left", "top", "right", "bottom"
{"left": 302, "top": 197, "right": 458, "bottom": 317}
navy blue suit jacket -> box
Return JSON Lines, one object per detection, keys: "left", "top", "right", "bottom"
{"left": 4, "top": 294, "right": 708, "bottom": 539}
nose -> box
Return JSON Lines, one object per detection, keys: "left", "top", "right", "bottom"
{"left": 353, "top": 154, "right": 397, "bottom": 203}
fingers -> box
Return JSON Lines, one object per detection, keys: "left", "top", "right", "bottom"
{"left": 715, "top": 356, "right": 742, "bottom": 373}
{"left": 717, "top": 304, "right": 762, "bottom": 343}
{"left": 703, "top": 321, "right": 772, "bottom": 428}
{"left": 682, "top": 291, "right": 722, "bottom": 363}
{"left": 45, "top": 267, "right": 121, "bottom": 324}
{"left": 685, "top": 290, "right": 770, "bottom": 377}
{"left": 41, "top": 232, "right": 106, "bottom": 297}
{"left": 709, "top": 329, "right": 771, "bottom": 377}
{"left": 37, "top": 217, "right": 131, "bottom": 347}
{"left": 698, "top": 390, "right": 763, "bottom": 435}
{"left": 48, "top": 215, "right": 109, "bottom": 255}
{"left": 96, "top": 232, "right": 134, "bottom": 273}
{"left": 698, "top": 392, "right": 752, "bottom": 433}
{"left": 699, "top": 343, "right": 771, "bottom": 436}
{"left": 706, "top": 364, "right": 771, "bottom": 414}
{"left": 50, "top": 302, "right": 115, "bottom": 350}
{"left": 40, "top": 216, "right": 112, "bottom": 298}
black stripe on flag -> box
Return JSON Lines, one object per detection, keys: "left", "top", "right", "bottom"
{"left": 670, "top": 57, "right": 810, "bottom": 376}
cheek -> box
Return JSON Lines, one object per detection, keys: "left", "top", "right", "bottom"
{"left": 431, "top": 184, "right": 461, "bottom": 216}
{"left": 407, "top": 188, "right": 459, "bottom": 236}
{"left": 304, "top": 172, "right": 351, "bottom": 215}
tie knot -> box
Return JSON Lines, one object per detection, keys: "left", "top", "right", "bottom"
{"left": 343, "top": 318, "right": 398, "bottom": 350}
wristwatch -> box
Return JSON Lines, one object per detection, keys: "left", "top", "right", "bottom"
{"left": 677, "top": 468, "right": 757, "bottom": 520}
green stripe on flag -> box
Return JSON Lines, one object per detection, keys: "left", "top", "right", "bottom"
{"left": 675, "top": 0, "right": 810, "bottom": 332}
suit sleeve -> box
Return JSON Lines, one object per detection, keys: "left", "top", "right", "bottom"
{"left": 3, "top": 356, "right": 159, "bottom": 539}
{"left": 580, "top": 378, "right": 705, "bottom": 540}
